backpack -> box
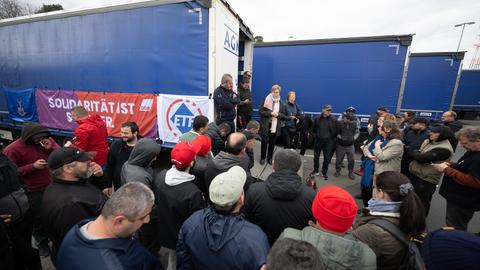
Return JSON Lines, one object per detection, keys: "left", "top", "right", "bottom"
{"left": 368, "top": 219, "right": 426, "bottom": 270}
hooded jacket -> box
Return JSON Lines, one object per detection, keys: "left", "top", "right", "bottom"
{"left": 73, "top": 115, "right": 109, "bottom": 166}
{"left": 205, "top": 122, "right": 225, "bottom": 157}
{"left": 57, "top": 219, "right": 162, "bottom": 270}
{"left": 120, "top": 138, "right": 161, "bottom": 190}
{"left": 4, "top": 123, "right": 60, "bottom": 192}
{"left": 154, "top": 167, "right": 205, "bottom": 250}
{"left": 176, "top": 207, "right": 269, "bottom": 270}
{"left": 243, "top": 170, "right": 316, "bottom": 244}
{"left": 204, "top": 151, "right": 252, "bottom": 201}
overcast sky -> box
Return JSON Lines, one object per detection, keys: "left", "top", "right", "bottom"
{"left": 27, "top": 0, "right": 480, "bottom": 67}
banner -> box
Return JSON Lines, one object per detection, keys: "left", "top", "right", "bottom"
{"left": 3, "top": 87, "right": 38, "bottom": 122}
{"left": 157, "top": 94, "right": 213, "bottom": 143}
{"left": 35, "top": 89, "right": 158, "bottom": 138}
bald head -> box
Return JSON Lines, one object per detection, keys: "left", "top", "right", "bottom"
{"left": 442, "top": 111, "right": 457, "bottom": 123}
{"left": 225, "top": 132, "right": 247, "bottom": 156}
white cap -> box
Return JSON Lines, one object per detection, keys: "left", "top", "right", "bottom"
{"left": 209, "top": 166, "right": 247, "bottom": 207}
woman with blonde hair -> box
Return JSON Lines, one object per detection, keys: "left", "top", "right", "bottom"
{"left": 258, "top": 85, "right": 286, "bottom": 165}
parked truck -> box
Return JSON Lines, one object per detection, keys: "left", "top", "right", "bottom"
{"left": 0, "top": 0, "right": 254, "bottom": 145}
{"left": 251, "top": 35, "right": 413, "bottom": 127}
{"left": 453, "top": 69, "right": 480, "bottom": 120}
{"left": 400, "top": 51, "right": 464, "bottom": 120}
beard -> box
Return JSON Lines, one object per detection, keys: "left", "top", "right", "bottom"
{"left": 122, "top": 136, "right": 136, "bottom": 143}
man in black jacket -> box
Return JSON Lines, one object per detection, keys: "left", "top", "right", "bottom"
{"left": 40, "top": 147, "right": 107, "bottom": 264}
{"left": 204, "top": 132, "right": 253, "bottom": 201}
{"left": 312, "top": 105, "right": 338, "bottom": 180}
{"left": 243, "top": 149, "right": 315, "bottom": 244}
{"left": 401, "top": 117, "right": 430, "bottom": 178}
{"left": 237, "top": 79, "right": 253, "bottom": 130}
{"left": 106, "top": 121, "right": 139, "bottom": 190}
{"left": 213, "top": 73, "right": 240, "bottom": 132}
{"left": 205, "top": 122, "right": 231, "bottom": 157}
{"left": 334, "top": 112, "right": 359, "bottom": 180}
{"left": 442, "top": 111, "right": 463, "bottom": 151}
{"left": 154, "top": 142, "right": 205, "bottom": 270}
{"left": 436, "top": 127, "right": 480, "bottom": 231}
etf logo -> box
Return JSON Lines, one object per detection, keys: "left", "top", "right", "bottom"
{"left": 166, "top": 99, "right": 204, "bottom": 138}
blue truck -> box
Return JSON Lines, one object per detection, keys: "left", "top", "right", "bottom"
{"left": 0, "top": 0, "right": 254, "bottom": 144}
{"left": 453, "top": 69, "right": 480, "bottom": 120}
{"left": 400, "top": 51, "right": 465, "bottom": 120}
{"left": 251, "top": 35, "right": 413, "bottom": 127}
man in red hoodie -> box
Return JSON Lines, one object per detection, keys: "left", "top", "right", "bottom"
{"left": 66, "top": 106, "right": 109, "bottom": 190}
{"left": 68, "top": 106, "right": 109, "bottom": 166}
{"left": 4, "top": 122, "right": 60, "bottom": 256}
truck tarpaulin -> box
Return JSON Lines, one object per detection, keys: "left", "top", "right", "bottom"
{"left": 35, "top": 89, "right": 157, "bottom": 137}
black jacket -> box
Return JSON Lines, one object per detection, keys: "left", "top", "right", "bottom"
{"left": 213, "top": 85, "right": 240, "bottom": 122}
{"left": 106, "top": 139, "right": 134, "bottom": 190}
{"left": 337, "top": 119, "right": 359, "bottom": 146}
{"left": 439, "top": 150, "right": 480, "bottom": 211}
{"left": 190, "top": 155, "right": 213, "bottom": 197}
{"left": 243, "top": 170, "right": 316, "bottom": 244}
{"left": 154, "top": 169, "right": 205, "bottom": 250}
{"left": 205, "top": 122, "right": 225, "bottom": 157}
{"left": 259, "top": 103, "right": 287, "bottom": 136}
{"left": 40, "top": 177, "right": 107, "bottom": 262}
{"left": 312, "top": 114, "right": 338, "bottom": 140}
{"left": 444, "top": 120, "right": 463, "bottom": 151}
{"left": 204, "top": 151, "right": 253, "bottom": 201}
{"left": 402, "top": 128, "right": 430, "bottom": 174}
{"left": 237, "top": 85, "right": 253, "bottom": 116}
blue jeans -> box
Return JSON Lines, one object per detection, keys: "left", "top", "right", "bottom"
{"left": 313, "top": 138, "right": 335, "bottom": 175}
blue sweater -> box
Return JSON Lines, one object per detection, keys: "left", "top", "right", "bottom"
{"left": 57, "top": 219, "right": 162, "bottom": 270}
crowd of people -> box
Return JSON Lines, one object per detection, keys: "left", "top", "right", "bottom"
{"left": 1, "top": 73, "right": 480, "bottom": 270}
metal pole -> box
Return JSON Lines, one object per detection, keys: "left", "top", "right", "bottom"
{"left": 456, "top": 24, "right": 466, "bottom": 52}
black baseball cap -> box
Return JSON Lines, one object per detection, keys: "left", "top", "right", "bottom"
{"left": 48, "top": 147, "right": 94, "bottom": 170}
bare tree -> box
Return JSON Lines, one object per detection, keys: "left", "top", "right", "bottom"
{"left": 0, "top": 0, "right": 34, "bottom": 19}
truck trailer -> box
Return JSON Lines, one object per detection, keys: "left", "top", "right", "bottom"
{"left": 453, "top": 69, "right": 480, "bottom": 120}
{"left": 0, "top": 0, "right": 254, "bottom": 145}
{"left": 251, "top": 35, "right": 413, "bottom": 127}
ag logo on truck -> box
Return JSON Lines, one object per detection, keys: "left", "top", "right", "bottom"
{"left": 224, "top": 24, "right": 239, "bottom": 56}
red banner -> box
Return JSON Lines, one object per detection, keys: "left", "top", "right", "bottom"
{"left": 36, "top": 89, "right": 157, "bottom": 138}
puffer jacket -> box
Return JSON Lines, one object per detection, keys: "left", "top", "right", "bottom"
{"left": 120, "top": 138, "right": 162, "bottom": 190}
{"left": 73, "top": 115, "right": 108, "bottom": 165}
{"left": 362, "top": 139, "right": 403, "bottom": 175}
{"left": 280, "top": 226, "right": 376, "bottom": 270}
{"left": 351, "top": 214, "right": 405, "bottom": 270}
{"left": 243, "top": 170, "right": 315, "bottom": 244}
{"left": 176, "top": 207, "right": 269, "bottom": 270}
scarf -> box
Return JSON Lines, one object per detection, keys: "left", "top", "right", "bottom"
{"left": 360, "top": 135, "right": 389, "bottom": 189}
{"left": 367, "top": 198, "right": 401, "bottom": 216}
{"left": 264, "top": 93, "right": 281, "bottom": 133}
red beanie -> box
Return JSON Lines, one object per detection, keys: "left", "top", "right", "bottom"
{"left": 311, "top": 185, "right": 358, "bottom": 234}
{"left": 192, "top": 135, "right": 212, "bottom": 157}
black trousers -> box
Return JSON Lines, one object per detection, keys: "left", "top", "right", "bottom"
{"left": 261, "top": 133, "right": 277, "bottom": 161}
{"left": 313, "top": 138, "right": 335, "bottom": 175}
{"left": 411, "top": 175, "right": 437, "bottom": 217}
{"left": 281, "top": 127, "right": 297, "bottom": 149}
{"left": 446, "top": 201, "right": 476, "bottom": 231}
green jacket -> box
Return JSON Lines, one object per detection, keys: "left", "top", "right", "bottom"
{"left": 179, "top": 131, "right": 199, "bottom": 143}
{"left": 279, "top": 226, "right": 376, "bottom": 270}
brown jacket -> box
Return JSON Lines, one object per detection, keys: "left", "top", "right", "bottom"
{"left": 351, "top": 213, "right": 405, "bottom": 270}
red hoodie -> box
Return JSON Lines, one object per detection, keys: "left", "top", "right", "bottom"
{"left": 74, "top": 115, "right": 108, "bottom": 166}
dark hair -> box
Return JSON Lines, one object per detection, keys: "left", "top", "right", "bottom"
{"left": 121, "top": 121, "right": 139, "bottom": 134}
{"left": 267, "top": 238, "right": 325, "bottom": 270}
{"left": 246, "top": 120, "right": 260, "bottom": 130}
{"left": 411, "top": 117, "right": 430, "bottom": 126}
{"left": 375, "top": 171, "right": 426, "bottom": 236}
{"left": 381, "top": 121, "right": 403, "bottom": 140}
{"left": 225, "top": 133, "right": 247, "bottom": 155}
{"left": 405, "top": 111, "right": 415, "bottom": 118}
{"left": 377, "top": 106, "right": 389, "bottom": 112}
{"left": 273, "top": 149, "right": 302, "bottom": 172}
{"left": 218, "top": 122, "right": 231, "bottom": 133}
{"left": 192, "top": 115, "right": 209, "bottom": 132}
